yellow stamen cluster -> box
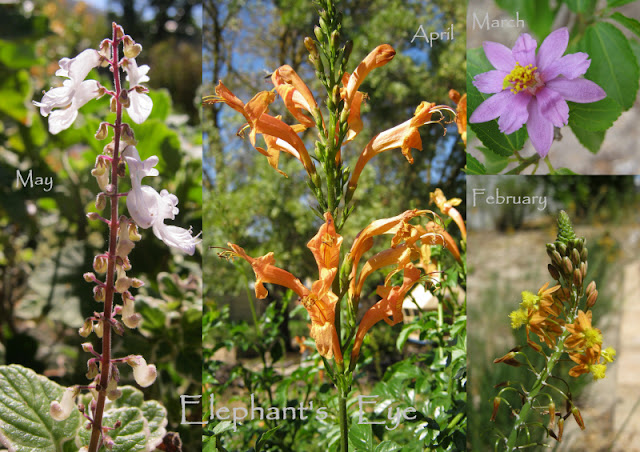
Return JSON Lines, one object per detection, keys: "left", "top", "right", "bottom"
{"left": 503, "top": 62, "right": 537, "bottom": 94}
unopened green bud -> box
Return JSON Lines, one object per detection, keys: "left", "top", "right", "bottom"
{"left": 571, "top": 248, "right": 581, "bottom": 267}
{"left": 573, "top": 268, "right": 582, "bottom": 287}
{"left": 563, "top": 256, "right": 573, "bottom": 275}
{"left": 304, "top": 37, "right": 318, "bottom": 57}
{"left": 580, "top": 248, "right": 588, "bottom": 262}
{"left": 314, "top": 26, "right": 323, "bottom": 42}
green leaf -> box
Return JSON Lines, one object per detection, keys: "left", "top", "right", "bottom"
{"left": 0, "top": 69, "right": 31, "bottom": 123}
{"left": 607, "top": 0, "right": 637, "bottom": 7}
{"left": 567, "top": 98, "right": 622, "bottom": 131}
{"left": 0, "top": 365, "right": 81, "bottom": 452}
{"left": 0, "top": 40, "right": 43, "bottom": 69}
{"left": 374, "top": 440, "right": 404, "bottom": 452}
{"left": 550, "top": 167, "right": 579, "bottom": 175}
{"left": 146, "top": 89, "right": 173, "bottom": 122}
{"left": 570, "top": 123, "right": 606, "bottom": 153}
{"left": 630, "top": 39, "right": 640, "bottom": 65}
{"left": 348, "top": 422, "right": 374, "bottom": 452}
{"left": 494, "top": 0, "right": 553, "bottom": 38}
{"left": 396, "top": 324, "right": 421, "bottom": 351}
{"left": 467, "top": 48, "right": 527, "bottom": 158}
{"left": 139, "top": 400, "right": 167, "bottom": 448}
{"left": 255, "top": 425, "right": 282, "bottom": 452}
{"left": 478, "top": 147, "right": 510, "bottom": 173}
{"left": 580, "top": 22, "right": 640, "bottom": 111}
{"left": 76, "top": 407, "right": 148, "bottom": 452}
{"left": 211, "top": 420, "right": 235, "bottom": 436}
{"left": 465, "top": 154, "right": 487, "bottom": 175}
{"left": 563, "top": 0, "right": 596, "bottom": 14}
{"left": 610, "top": 12, "right": 640, "bottom": 38}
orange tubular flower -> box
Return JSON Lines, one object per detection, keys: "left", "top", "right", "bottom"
{"left": 347, "top": 102, "right": 454, "bottom": 197}
{"left": 429, "top": 188, "right": 466, "bottom": 240}
{"left": 342, "top": 44, "right": 396, "bottom": 108}
{"left": 224, "top": 244, "right": 309, "bottom": 300}
{"left": 448, "top": 89, "right": 467, "bottom": 146}
{"left": 271, "top": 65, "right": 320, "bottom": 129}
{"left": 303, "top": 271, "right": 342, "bottom": 362}
{"left": 417, "top": 222, "right": 461, "bottom": 263}
{"left": 205, "top": 81, "right": 317, "bottom": 178}
{"left": 350, "top": 264, "right": 422, "bottom": 363}
{"left": 340, "top": 72, "right": 365, "bottom": 142}
{"left": 347, "top": 209, "right": 427, "bottom": 296}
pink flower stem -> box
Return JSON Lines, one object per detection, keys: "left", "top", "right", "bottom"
{"left": 88, "top": 23, "right": 124, "bottom": 452}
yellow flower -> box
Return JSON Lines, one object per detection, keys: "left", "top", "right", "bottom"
{"left": 565, "top": 310, "right": 602, "bottom": 351}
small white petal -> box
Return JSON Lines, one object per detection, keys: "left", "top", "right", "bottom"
{"left": 50, "top": 387, "right": 77, "bottom": 421}
{"left": 126, "top": 91, "right": 153, "bottom": 124}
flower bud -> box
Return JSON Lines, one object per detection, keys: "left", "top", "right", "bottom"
{"left": 50, "top": 386, "right": 78, "bottom": 421}
{"left": 110, "top": 96, "right": 117, "bottom": 113}
{"left": 342, "top": 40, "right": 353, "bottom": 67}
{"left": 580, "top": 261, "right": 588, "bottom": 280}
{"left": 98, "top": 39, "right": 111, "bottom": 61}
{"left": 93, "top": 285, "right": 105, "bottom": 302}
{"left": 557, "top": 242, "right": 567, "bottom": 256}
{"left": 571, "top": 248, "right": 581, "bottom": 267}
{"left": 118, "top": 89, "right": 131, "bottom": 108}
{"left": 114, "top": 23, "right": 125, "bottom": 39}
{"left": 491, "top": 397, "right": 501, "bottom": 422}
{"left": 95, "top": 122, "right": 109, "bottom": 140}
{"left": 548, "top": 264, "right": 560, "bottom": 280}
{"left": 580, "top": 248, "right": 588, "bottom": 262}
{"left": 586, "top": 289, "right": 598, "bottom": 308}
{"left": 573, "top": 268, "right": 582, "bottom": 288}
{"left": 106, "top": 377, "right": 122, "bottom": 401}
{"left": 127, "top": 356, "right": 157, "bottom": 387}
{"left": 562, "top": 256, "right": 573, "bottom": 275}
{"left": 304, "top": 37, "right": 318, "bottom": 58}
{"left": 586, "top": 280, "right": 596, "bottom": 297}
{"left": 115, "top": 276, "right": 132, "bottom": 293}
{"left": 122, "top": 35, "right": 142, "bottom": 59}
{"left": 94, "top": 320, "right": 103, "bottom": 338}
{"left": 95, "top": 192, "right": 107, "bottom": 210}
{"left": 93, "top": 255, "right": 108, "bottom": 273}
{"left": 83, "top": 272, "right": 95, "bottom": 283}
{"left": 86, "top": 360, "right": 99, "bottom": 379}
{"left": 121, "top": 123, "right": 136, "bottom": 145}
{"left": 548, "top": 402, "right": 555, "bottom": 428}
{"left": 550, "top": 250, "right": 562, "bottom": 268}
{"left": 116, "top": 220, "right": 136, "bottom": 258}
{"left": 128, "top": 221, "right": 142, "bottom": 241}
{"left": 122, "top": 296, "right": 142, "bottom": 329}
{"left": 79, "top": 319, "right": 93, "bottom": 337}
{"left": 131, "top": 278, "right": 144, "bottom": 288}
{"left": 571, "top": 406, "right": 585, "bottom": 430}
{"left": 557, "top": 418, "right": 564, "bottom": 442}
{"left": 314, "top": 26, "right": 323, "bottom": 42}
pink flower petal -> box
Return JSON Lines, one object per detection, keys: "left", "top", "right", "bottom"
{"left": 473, "top": 70, "right": 509, "bottom": 94}
{"left": 537, "top": 28, "right": 569, "bottom": 71}
{"left": 497, "top": 91, "right": 531, "bottom": 134}
{"left": 526, "top": 97, "right": 554, "bottom": 157}
{"left": 545, "top": 78, "right": 607, "bottom": 103}
{"left": 483, "top": 41, "right": 516, "bottom": 72}
{"left": 536, "top": 87, "right": 569, "bottom": 128}
{"left": 541, "top": 53, "right": 590, "bottom": 81}
{"left": 512, "top": 33, "right": 537, "bottom": 67}
{"left": 469, "top": 90, "right": 511, "bottom": 124}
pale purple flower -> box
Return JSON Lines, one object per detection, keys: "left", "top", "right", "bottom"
{"left": 123, "top": 58, "right": 153, "bottom": 124}
{"left": 33, "top": 49, "right": 102, "bottom": 134}
{"left": 469, "top": 28, "right": 606, "bottom": 157}
{"left": 123, "top": 146, "right": 200, "bottom": 255}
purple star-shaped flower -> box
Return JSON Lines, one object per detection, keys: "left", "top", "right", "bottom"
{"left": 469, "top": 27, "right": 606, "bottom": 157}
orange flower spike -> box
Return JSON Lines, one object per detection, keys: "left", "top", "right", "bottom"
{"left": 343, "top": 44, "right": 396, "bottom": 107}
{"left": 226, "top": 244, "right": 309, "bottom": 300}
{"left": 350, "top": 264, "right": 421, "bottom": 363}
{"left": 430, "top": 188, "right": 466, "bottom": 240}
{"left": 307, "top": 212, "right": 343, "bottom": 276}
{"left": 271, "top": 65, "right": 319, "bottom": 128}
{"left": 303, "top": 270, "right": 343, "bottom": 362}
{"left": 347, "top": 102, "right": 453, "bottom": 198}
{"left": 448, "top": 89, "right": 467, "bottom": 146}
{"left": 204, "top": 81, "right": 248, "bottom": 118}
{"left": 418, "top": 222, "right": 462, "bottom": 262}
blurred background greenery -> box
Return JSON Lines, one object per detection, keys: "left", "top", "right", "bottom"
{"left": 467, "top": 175, "right": 640, "bottom": 451}
{"left": 0, "top": 0, "right": 202, "bottom": 449}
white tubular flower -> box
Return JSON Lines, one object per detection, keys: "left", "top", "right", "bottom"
{"left": 127, "top": 355, "right": 157, "bottom": 388}
{"left": 123, "top": 146, "right": 200, "bottom": 255}
{"left": 33, "top": 49, "right": 102, "bottom": 134}
{"left": 123, "top": 58, "right": 153, "bottom": 124}
{"left": 50, "top": 386, "right": 78, "bottom": 421}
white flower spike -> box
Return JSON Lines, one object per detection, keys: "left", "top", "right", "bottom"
{"left": 123, "top": 146, "right": 200, "bottom": 254}
{"left": 33, "top": 49, "right": 102, "bottom": 134}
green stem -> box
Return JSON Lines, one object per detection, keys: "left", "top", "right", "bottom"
{"left": 505, "top": 154, "right": 540, "bottom": 175}
{"left": 339, "top": 385, "right": 349, "bottom": 452}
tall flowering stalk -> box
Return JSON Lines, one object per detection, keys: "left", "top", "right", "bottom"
{"left": 35, "top": 23, "right": 199, "bottom": 451}
{"left": 207, "top": 0, "right": 463, "bottom": 449}
{"left": 491, "top": 211, "right": 615, "bottom": 450}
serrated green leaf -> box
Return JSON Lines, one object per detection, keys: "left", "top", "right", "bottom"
{"left": 567, "top": 98, "right": 621, "bottom": 131}
{"left": 75, "top": 407, "right": 148, "bottom": 452}
{"left": 563, "top": 0, "right": 596, "bottom": 14}
{"left": 570, "top": 122, "right": 606, "bottom": 153}
{"left": 467, "top": 48, "right": 527, "bottom": 158}
{"left": 0, "top": 365, "right": 81, "bottom": 452}
{"left": 465, "top": 154, "right": 487, "bottom": 175}
{"left": 610, "top": 12, "right": 640, "bottom": 38}
{"left": 580, "top": 22, "right": 640, "bottom": 111}
{"left": 348, "top": 422, "right": 374, "bottom": 452}
{"left": 630, "top": 39, "right": 640, "bottom": 65}
{"left": 478, "top": 147, "right": 510, "bottom": 173}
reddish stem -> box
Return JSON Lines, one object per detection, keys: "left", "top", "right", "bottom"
{"left": 88, "top": 23, "right": 123, "bottom": 452}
